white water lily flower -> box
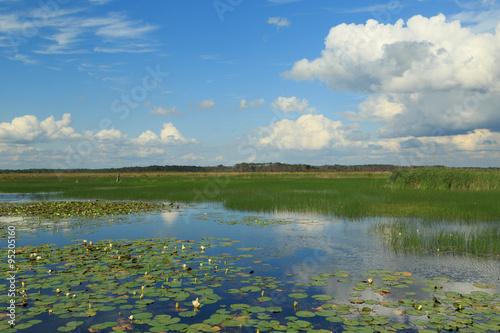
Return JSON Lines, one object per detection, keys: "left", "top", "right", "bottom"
{"left": 36, "top": 256, "right": 41, "bottom": 260}
{"left": 192, "top": 298, "right": 201, "bottom": 309}
{"left": 200, "top": 246, "right": 205, "bottom": 252}
{"left": 129, "top": 315, "right": 134, "bottom": 321}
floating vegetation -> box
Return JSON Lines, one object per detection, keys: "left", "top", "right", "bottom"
{"left": 0, "top": 201, "right": 173, "bottom": 240}
{"left": 1, "top": 237, "right": 499, "bottom": 332}
{"left": 197, "top": 213, "right": 295, "bottom": 228}
{"left": 0, "top": 200, "right": 166, "bottom": 219}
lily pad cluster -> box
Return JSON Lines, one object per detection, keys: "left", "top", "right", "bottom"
{"left": 1, "top": 238, "right": 499, "bottom": 332}
{"left": 196, "top": 213, "right": 296, "bottom": 228}
{"left": 0, "top": 201, "right": 165, "bottom": 219}
{"left": 0, "top": 201, "right": 171, "bottom": 240}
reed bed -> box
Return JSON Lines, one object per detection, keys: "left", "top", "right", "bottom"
{"left": 389, "top": 167, "right": 500, "bottom": 190}
{"left": 371, "top": 219, "right": 500, "bottom": 258}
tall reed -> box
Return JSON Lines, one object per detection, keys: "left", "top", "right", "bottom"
{"left": 389, "top": 167, "right": 500, "bottom": 190}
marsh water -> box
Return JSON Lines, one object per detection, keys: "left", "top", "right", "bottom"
{"left": 2, "top": 195, "right": 499, "bottom": 332}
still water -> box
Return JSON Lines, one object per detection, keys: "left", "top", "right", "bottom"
{"left": 2, "top": 196, "right": 499, "bottom": 332}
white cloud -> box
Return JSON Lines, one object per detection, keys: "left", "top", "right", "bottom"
{"left": 451, "top": 9, "right": 500, "bottom": 33}
{"left": 7, "top": 54, "right": 38, "bottom": 65}
{"left": 131, "top": 123, "right": 198, "bottom": 146}
{"left": 95, "top": 15, "right": 157, "bottom": 39}
{"left": 93, "top": 128, "right": 126, "bottom": 143}
{"left": 268, "top": 17, "right": 291, "bottom": 28}
{"left": 239, "top": 98, "right": 265, "bottom": 109}
{"left": 197, "top": 99, "right": 215, "bottom": 110}
{"left": 284, "top": 14, "right": 499, "bottom": 93}
{"left": 284, "top": 14, "right": 500, "bottom": 137}
{"left": 257, "top": 114, "right": 352, "bottom": 150}
{"left": 0, "top": 114, "right": 80, "bottom": 143}
{"left": 148, "top": 105, "right": 184, "bottom": 116}
{"left": 1, "top": 9, "right": 158, "bottom": 56}
{"left": 181, "top": 153, "right": 205, "bottom": 161}
{"left": 160, "top": 123, "right": 198, "bottom": 144}
{"left": 132, "top": 130, "right": 159, "bottom": 146}
{"left": 271, "top": 96, "right": 316, "bottom": 113}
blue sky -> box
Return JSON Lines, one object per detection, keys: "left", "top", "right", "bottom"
{"left": 1, "top": 0, "right": 499, "bottom": 169}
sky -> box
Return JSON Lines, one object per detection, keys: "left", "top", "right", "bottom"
{"left": 0, "top": 0, "right": 499, "bottom": 169}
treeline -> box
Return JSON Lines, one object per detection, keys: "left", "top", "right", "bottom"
{"left": 1, "top": 163, "right": 400, "bottom": 174}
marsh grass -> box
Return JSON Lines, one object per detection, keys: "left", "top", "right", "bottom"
{"left": 389, "top": 167, "right": 500, "bottom": 190}
{"left": 371, "top": 220, "right": 500, "bottom": 258}
{"left": 1, "top": 171, "right": 500, "bottom": 221}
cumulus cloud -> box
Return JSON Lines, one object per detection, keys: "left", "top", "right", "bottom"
{"left": 197, "top": 99, "right": 215, "bottom": 110}
{"left": 148, "top": 105, "right": 184, "bottom": 116}
{"left": 239, "top": 98, "right": 265, "bottom": 109}
{"left": 283, "top": 14, "right": 500, "bottom": 137}
{"left": 271, "top": 96, "right": 317, "bottom": 114}
{"left": 131, "top": 123, "right": 198, "bottom": 146}
{"left": 284, "top": 14, "right": 499, "bottom": 92}
{"left": 257, "top": 114, "right": 354, "bottom": 150}
{"left": 0, "top": 114, "right": 80, "bottom": 143}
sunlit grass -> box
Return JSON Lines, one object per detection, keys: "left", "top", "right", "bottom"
{"left": 1, "top": 171, "right": 499, "bottom": 221}
{"left": 389, "top": 167, "right": 500, "bottom": 190}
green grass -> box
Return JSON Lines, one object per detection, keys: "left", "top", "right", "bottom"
{"left": 389, "top": 167, "right": 500, "bottom": 190}
{"left": 1, "top": 171, "right": 500, "bottom": 221}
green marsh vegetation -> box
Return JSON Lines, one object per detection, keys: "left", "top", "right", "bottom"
{"left": 389, "top": 167, "right": 500, "bottom": 190}
{"left": 371, "top": 219, "right": 500, "bottom": 259}
{"left": 1, "top": 168, "right": 500, "bottom": 332}
{"left": 1, "top": 168, "right": 499, "bottom": 221}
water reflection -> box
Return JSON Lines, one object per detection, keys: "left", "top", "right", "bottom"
{"left": 370, "top": 218, "right": 500, "bottom": 258}
{"left": 3, "top": 200, "right": 499, "bottom": 287}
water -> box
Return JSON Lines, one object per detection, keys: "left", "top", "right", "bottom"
{"left": 2, "top": 195, "right": 499, "bottom": 332}
{"left": 8, "top": 201, "right": 499, "bottom": 285}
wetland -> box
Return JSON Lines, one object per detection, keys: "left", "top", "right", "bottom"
{"left": 0, "top": 169, "right": 499, "bottom": 332}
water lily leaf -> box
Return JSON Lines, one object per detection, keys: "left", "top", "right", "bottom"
{"left": 288, "top": 292, "right": 308, "bottom": 299}
{"left": 295, "top": 311, "right": 315, "bottom": 318}
{"left": 90, "top": 321, "right": 118, "bottom": 329}
{"left": 240, "top": 286, "right": 261, "bottom": 292}
{"left": 179, "top": 311, "right": 197, "bottom": 318}
{"left": 132, "top": 312, "right": 153, "bottom": 320}
{"left": 230, "top": 303, "right": 251, "bottom": 310}
{"left": 265, "top": 306, "right": 283, "bottom": 313}
{"left": 312, "top": 294, "right": 333, "bottom": 301}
